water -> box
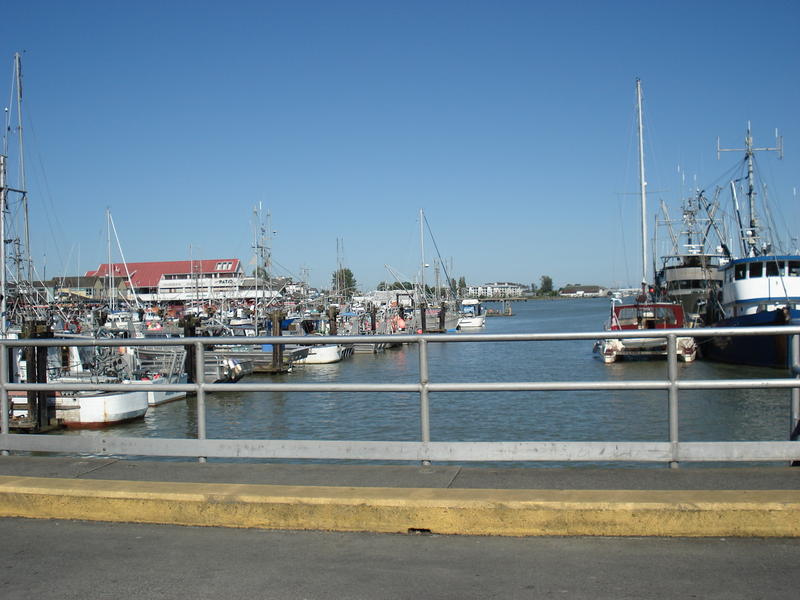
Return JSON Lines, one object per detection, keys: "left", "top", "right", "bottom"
{"left": 56, "top": 298, "right": 795, "bottom": 463}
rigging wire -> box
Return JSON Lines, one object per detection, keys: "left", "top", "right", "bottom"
{"left": 421, "top": 211, "right": 457, "bottom": 297}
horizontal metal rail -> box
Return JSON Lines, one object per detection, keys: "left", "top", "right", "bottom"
{"left": 1, "top": 326, "right": 799, "bottom": 465}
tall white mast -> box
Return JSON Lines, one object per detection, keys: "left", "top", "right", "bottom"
{"left": 419, "top": 208, "right": 426, "bottom": 301}
{"left": 0, "top": 154, "right": 6, "bottom": 336}
{"left": 106, "top": 208, "right": 114, "bottom": 311}
{"left": 12, "top": 54, "right": 32, "bottom": 285}
{"left": 636, "top": 78, "right": 648, "bottom": 288}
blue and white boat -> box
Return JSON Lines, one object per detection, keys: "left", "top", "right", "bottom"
{"left": 701, "top": 255, "right": 800, "bottom": 368}
{"left": 699, "top": 125, "right": 796, "bottom": 368}
{"left": 457, "top": 299, "right": 486, "bottom": 329}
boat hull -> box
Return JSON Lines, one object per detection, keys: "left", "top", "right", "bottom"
{"left": 139, "top": 374, "right": 189, "bottom": 406}
{"left": 57, "top": 391, "right": 149, "bottom": 428}
{"left": 457, "top": 315, "right": 486, "bottom": 328}
{"left": 296, "top": 344, "right": 353, "bottom": 364}
{"left": 594, "top": 336, "right": 697, "bottom": 363}
{"left": 699, "top": 308, "right": 798, "bottom": 369}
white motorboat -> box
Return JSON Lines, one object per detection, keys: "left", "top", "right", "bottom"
{"left": 138, "top": 372, "right": 189, "bottom": 406}
{"left": 594, "top": 300, "right": 697, "bottom": 364}
{"left": 457, "top": 299, "right": 486, "bottom": 329}
{"left": 295, "top": 344, "right": 354, "bottom": 364}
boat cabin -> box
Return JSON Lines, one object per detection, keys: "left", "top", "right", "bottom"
{"left": 720, "top": 256, "right": 800, "bottom": 318}
{"left": 611, "top": 303, "right": 686, "bottom": 330}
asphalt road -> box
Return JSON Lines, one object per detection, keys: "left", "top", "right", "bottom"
{"left": 2, "top": 518, "right": 799, "bottom": 599}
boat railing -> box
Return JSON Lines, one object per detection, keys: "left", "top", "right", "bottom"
{"left": 1, "top": 327, "right": 799, "bottom": 467}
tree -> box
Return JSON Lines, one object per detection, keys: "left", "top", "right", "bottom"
{"left": 457, "top": 276, "right": 467, "bottom": 294}
{"left": 331, "top": 268, "right": 357, "bottom": 299}
{"left": 539, "top": 275, "right": 553, "bottom": 295}
{"left": 530, "top": 282, "right": 538, "bottom": 295}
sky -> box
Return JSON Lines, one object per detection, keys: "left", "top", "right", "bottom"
{"left": 1, "top": 0, "right": 798, "bottom": 291}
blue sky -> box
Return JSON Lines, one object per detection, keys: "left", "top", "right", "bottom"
{"left": 2, "top": 0, "right": 798, "bottom": 290}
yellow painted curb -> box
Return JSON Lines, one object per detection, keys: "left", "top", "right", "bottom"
{"left": 1, "top": 475, "right": 799, "bottom": 537}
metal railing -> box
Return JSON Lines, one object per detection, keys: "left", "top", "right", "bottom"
{"left": 1, "top": 326, "right": 799, "bottom": 467}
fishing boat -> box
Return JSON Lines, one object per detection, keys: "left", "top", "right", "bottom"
{"left": 53, "top": 388, "right": 150, "bottom": 428}
{"left": 698, "top": 125, "right": 796, "bottom": 368}
{"left": 11, "top": 342, "right": 151, "bottom": 428}
{"left": 457, "top": 298, "right": 487, "bottom": 329}
{"left": 594, "top": 79, "right": 696, "bottom": 364}
{"left": 655, "top": 193, "right": 727, "bottom": 325}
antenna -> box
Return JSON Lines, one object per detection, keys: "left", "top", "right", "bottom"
{"left": 718, "top": 124, "right": 784, "bottom": 256}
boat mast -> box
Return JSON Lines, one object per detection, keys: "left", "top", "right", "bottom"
{"left": 253, "top": 205, "right": 259, "bottom": 335}
{"left": 0, "top": 154, "right": 6, "bottom": 336}
{"left": 12, "top": 54, "right": 32, "bottom": 285}
{"left": 106, "top": 207, "right": 114, "bottom": 311}
{"left": 635, "top": 78, "right": 648, "bottom": 290}
{"left": 717, "top": 123, "right": 783, "bottom": 256}
{"left": 419, "top": 208, "right": 426, "bottom": 303}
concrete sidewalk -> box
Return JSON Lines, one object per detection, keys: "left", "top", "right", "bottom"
{"left": 1, "top": 456, "right": 799, "bottom": 537}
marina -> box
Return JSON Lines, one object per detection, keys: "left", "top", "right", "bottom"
{"left": 8, "top": 298, "right": 790, "bottom": 467}
{"left": 0, "top": 57, "right": 797, "bottom": 466}
{"left": 2, "top": 7, "right": 800, "bottom": 600}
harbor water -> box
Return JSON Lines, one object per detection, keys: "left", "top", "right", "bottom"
{"left": 55, "top": 298, "right": 794, "bottom": 465}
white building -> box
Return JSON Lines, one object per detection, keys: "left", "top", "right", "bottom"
{"left": 466, "top": 282, "right": 525, "bottom": 298}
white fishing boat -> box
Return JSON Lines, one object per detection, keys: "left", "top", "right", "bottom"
{"left": 655, "top": 193, "right": 726, "bottom": 325}
{"left": 457, "top": 298, "right": 486, "bottom": 329}
{"left": 698, "top": 125, "right": 796, "bottom": 368}
{"left": 55, "top": 387, "right": 150, "bottom": 428}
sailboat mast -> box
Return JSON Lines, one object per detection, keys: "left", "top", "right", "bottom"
{"left": 0, "top": 155, "right": 6, "bottom": 336}
{"left": 253, "top": 205, "right": 259, "bottom": 335}
{"left": 12, "top": 54, "right": 32, "bottom": 285}
{"left": 419, "top": 209, "right": 426, "bottom": 301}
{"left": 106, "top": 208, "right": 114, "bottom": 311}
{"left": 636, "top": 78, "right": 648, "bottom": 288}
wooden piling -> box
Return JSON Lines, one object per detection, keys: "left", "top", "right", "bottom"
{"left": 271, "top": 311, "right": 285, "bottom": 369}
{"left": 182, "top": 315, "right": 197, "bottom": 383}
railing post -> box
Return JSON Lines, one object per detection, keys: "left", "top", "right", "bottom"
{"left": 667, "top": 334, "right": 679, "bottom": 469}
{"left": 0, "top": 341, "right": 8, "bottom": 456}
{"left": 418, "top": 337, "right": 431, "bottom": 465}
{"left": 790, "top": 335, "right": 800, "bottom": 466}
{"left": 194, "top": 340, "right": 207, "bottom": 463}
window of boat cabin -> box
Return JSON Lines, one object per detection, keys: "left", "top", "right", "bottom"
{"left": 749, "top": 262, "right": 763, "bottom": 278}
{"left": 654, "top": 306, "right": 678, "bottom": 324}
{"left": 734, "top": 263, "right": 747, "bottom": 280}
{"left": 617, "top": 307, "right": 637, "bottom": 325}
{"left": 766, "top": 261, "right": 783, "bottom": 277}
{"left": 789, "top": 261, "right": 800, "bottom": 276}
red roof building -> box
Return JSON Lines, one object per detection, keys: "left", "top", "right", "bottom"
{"left": 85, "top": 259, "right": 249, "bottom": 302}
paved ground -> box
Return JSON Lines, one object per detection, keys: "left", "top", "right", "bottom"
{"left": 1, "top": 456, "right": 799, "bottom": 598}
{"left": 2, "top": 517, "right": 800, "bottom": 600}
{"left": 2, "top": 455, "right": 799, "bottom": 489}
